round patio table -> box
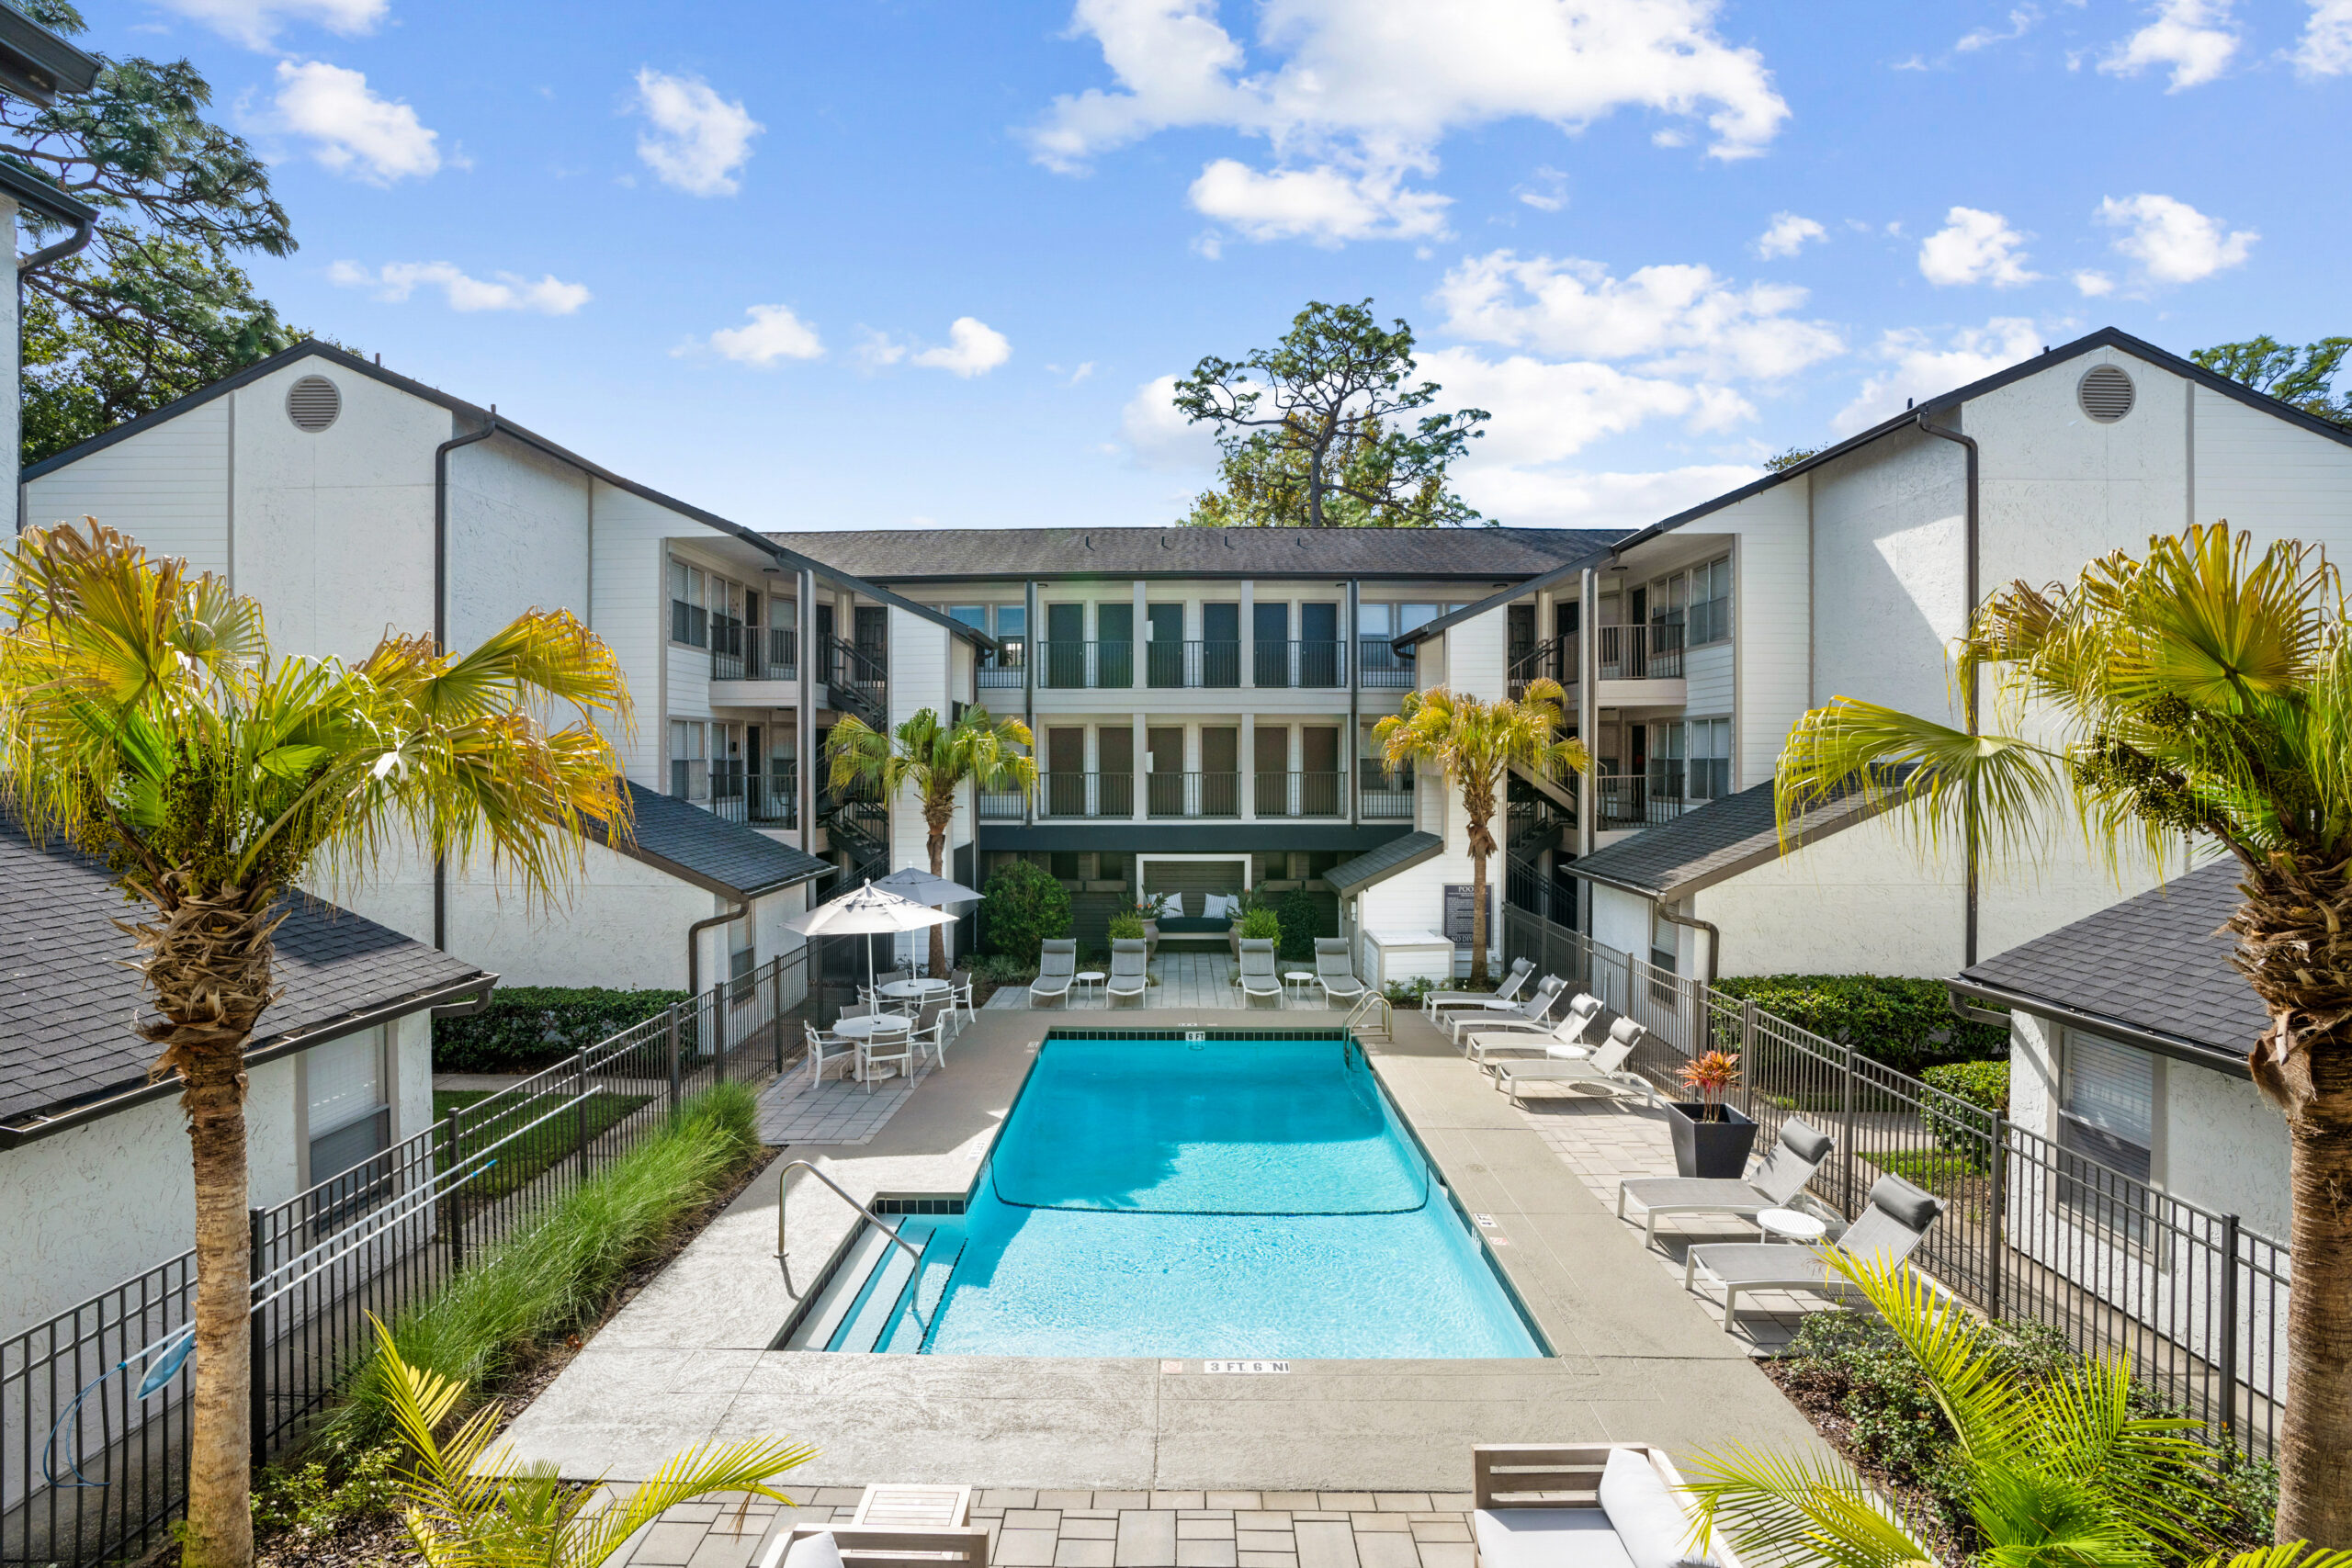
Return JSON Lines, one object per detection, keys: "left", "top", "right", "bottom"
{"left": 831, "top": 1014, "right": 911, "bottom": 1041}
{"left": 1757, "top": 1207, "right": 1827, "bottom": 1245}
{"left": 876, "top": 977, "right": 950, "bottom": 1012}
{"left": 1283, "top": 970, "right": 1317, "bottom": 1008}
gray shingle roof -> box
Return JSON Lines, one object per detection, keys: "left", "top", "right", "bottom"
{"left": 1326, "top": 831, "right": 1442, "bottom": 894}
{"left": 596, "top": 781, "right": 830, "bottom": 897}
{"left": 1961, "top": 858, "right": 2261, "bottom": 1062}
{"left": 763, "top": 525, "right": 1623, "bottom": 583}
{"left": 1565, "top": 777, "right": 1891, "bottom": 900}
{"left": 0, "top": 819, "right": 492, "bottom": 1131}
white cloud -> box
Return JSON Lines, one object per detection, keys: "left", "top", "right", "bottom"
{"left": 695, "top": 304, "right": 824, "bottom": 365}
{"left": 272, "top": 61, "right": 440, "bottom": 184}
{"left": 1452, "top": 462, "right": 1758, "bottom": 529}
{"left": 1755, "top": 212, "right": 1825, "bottom": 258}
{"left": 2073, "top": 270, "right": 2116, "bottom": 297}
{"left": 1833, "top": 317, "right": 2042, "bottom": 431}
{"left": 1515, "top": 166, "right": 1569, "bottom": 211}
{"left": 2096, "top": 192, "right": 2256, "bottom": 284}
{"left": 1188, "top": 158, "right": 1450, "bottom": 243}
{"left": 2100, "top": 0, "right": 2238, "bottom": 90}
{"left": 1916, "top": 206, "right": 2038, "bottom": 288}
{"left": 1434, "top": 249, "right": 1843, "bottom": 381}
{"left": 1958, "top": 6, "right": 2040, "bottom": 51}
{"left": 2296, "top": 1, "right": 2352, "bottom": 73}
{"left": 912, "top": 318, "right": 1012, "bottom": 378}
{"left": 1120, "top": 374, "right": 1222, "bottom": 469}
{"left": 632, "top": 68, "right": 762, "bottom": 197}
{"left": 151, "top": 0, "right": 381, "bottom": 49}
{"left": 1422, "top": 347, "right": 1750, "bottom": 469}
{"left": 328, "top": 260, "right": 590, "bottom": 314}
{"left": 1029, "top": 0, "right": 1789, "bottom": 245}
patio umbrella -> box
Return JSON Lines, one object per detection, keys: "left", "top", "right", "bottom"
{"left": 871, "top": 866, "right": 986, "bottom": 908}
{"left": 784, "top": 879, "right": 959, "bottom": 992}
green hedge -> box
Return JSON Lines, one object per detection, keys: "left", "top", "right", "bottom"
{"left": 1713, "top": 974, "right": 2007, "bottom": 1077}
{"left": 1275, "top": 887, "right": 1324, "bottom": 961}
{"left": 984, "top": 860, "right": 1072, "bottom": 963}
{"left": 1920, "top": 1060, "right": 2011, "bottom": 1169}
{"left": 433, "top": 987, "right": 688, "bottom": 1073}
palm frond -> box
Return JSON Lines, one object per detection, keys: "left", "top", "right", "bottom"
{"left": 1679, "top": 1441, "right": 1929, "bottom": 1568}
{"left": 1774, "top": 700, "right": 2066, "bottom": 869}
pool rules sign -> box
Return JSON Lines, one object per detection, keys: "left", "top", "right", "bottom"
{"left": 1443, "top": 885, "right": 1488, "bottom": 953}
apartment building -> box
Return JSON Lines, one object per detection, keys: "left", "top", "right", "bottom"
{"left": 18, "top": 341, "right": 994, "bottom": 993}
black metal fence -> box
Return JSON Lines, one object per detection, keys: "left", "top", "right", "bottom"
{"left": 2, "top": 949, "right": 809, "bottom": 1566}
{"left": 1501, "top": 905, "right": 2290, "bottom": 1461}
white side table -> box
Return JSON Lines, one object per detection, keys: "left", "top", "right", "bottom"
{"left": 1757, "top": 1207, "right": 1827, "bottom": 1245}
{"left": 1074, "top": 970, "right": 1106, "bottom": 1007}
{"left": 1283, "top": 970, "right": 1317, "bottom": 1007}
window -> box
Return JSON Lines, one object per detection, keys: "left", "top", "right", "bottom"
{"left": 307, "top": 1026, "right": 390, "bottom": 1192}
{"left": 1650, "top": 906, "right": 1679, "bottom": 976}
{"left": 1689, "top": 717, "right": 1732, "bottom": 801}
{"left": 1648, "top": 721, "right": 1686, "bottom": 802}
{"left": 670, "top": 719, "right": 707, "bottom": 799}
{"left": 2060, "top": 1031, "right": 2156, "bottom": 1239}
{"left": 1690, "top": 558, "right": 1734, "bottom": 646}
{"left": 949, "top": 604, "right": 988, "bottom": 633}
{"left": 668, "top": 560, "right": 709, "bottom": 649}
{"left": 729, "top": 918, "right": 754, "bottom": 998}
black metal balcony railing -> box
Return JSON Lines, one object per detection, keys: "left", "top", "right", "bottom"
{"left": 712, "top": 626, "right": 797, "bottom": 682}
{"left": 1507, "top": 636, "right": 1572, "bottom": 696}
{"left": 826, "top": 637, "right": 888, "bottom": 728}
{"left": 748, "top": 764, "right": 797, "bottom": 827}
{"left": 1597, "top": 623, "right": 1684, "bottom": 681}
{"left": 1149, "top": 639, "right": 1240, "bottom": 689}
{"left": 1251, "top": 770, "right": 1344, "bottom": 817}
{"left": 1037, "top": 640, "right": 1136, "bottom": 690}
{"left": 1358, "top": 637, "right": 1417, "bottom": 689}
{"left": 1592, "top": 774, "right": 1690, "bottom": 830}
{"left": 978, "top": 786, "right": 1026, "bottom": 820}
{"left": 1251, "top": 639, "right": 1347, "bottom": 690}
{"left": 1148, "top": 771, "right": 1239, "bottom": 818}
{"left": 978, "top": 637, "right": 1026, "bottom": 689}
{"left": 1359, "top": 769, "right": 1414, "bottom": 819}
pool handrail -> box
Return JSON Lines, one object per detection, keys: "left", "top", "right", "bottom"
{"left": 775, "top": 1158, "right": 923, "bottom": 1273}
{"left": 1344, "top": 990, "right": 1393, "bottom": 1043}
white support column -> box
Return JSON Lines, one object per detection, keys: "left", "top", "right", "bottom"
{"left": 1083, "top": 722, "right": 1099, "bottom": 818}
{"left": 1239, "top": 580, "right": 1256, "bottom": 690}
{"left": 1132, "top": 578, "right": 1147, "bottom": 693}
{"left": 1239, "top": 712, "right": 1256, "bottom": 821}
{"left": 1287, "top": 723, "right": 1304, "bottom": 818}
{"left": 1132, "top": 710, "right": 1147, "bottom": 823}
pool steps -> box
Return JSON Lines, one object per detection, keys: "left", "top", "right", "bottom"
{"left": 785, "top": 1216, "right": 961, "bottom": 1353}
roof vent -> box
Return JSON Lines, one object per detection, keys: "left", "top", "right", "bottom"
{"left": 2078, "top": 365, "right": 2134, "bottom": 424}
{"left": 286, "top": 375, "right": 341, "bottom": 433}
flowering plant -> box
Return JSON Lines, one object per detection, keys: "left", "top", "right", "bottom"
{"left": 1678, "top": 1051, "right": 1741, "bottom": 1121}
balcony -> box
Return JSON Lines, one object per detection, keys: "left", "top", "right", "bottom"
{"left": 1592, "top": 774, "right": 1694, "bottom": 832}
{"left": 1251, "top": 640, "right": 1348, "bottom": 690}
{"left": 978, "top": 637, "right": 1026, "bottom": 690}
{"left": 1359, "top": 638, "right": 1417, "bottom": 690}
{"left": 1358, "top": 769, "right": 1414, "bottom": 820}
{"left": 982, "top": 770, "right": 1407, "bottom": 821}
{"left": 1023, "top": 640, "right": 1353, "bottom": 691}
{"left": 697, "top": 763, "right": 798, "bottom": 829}
{"left": 1251, "top": 770, "right": 1344, "bottom": 817}
{"left": 711, "top": 626, "right": 797, "bottom": 682}
{"left": 1040, "top": 771, "right": 1135, "bottom": 818}
{"left": 1148, "top": 771, "right": 1239, "bottom": 818}
{"left": 1598, "top": 624, "right": 1683, "bottom": 682}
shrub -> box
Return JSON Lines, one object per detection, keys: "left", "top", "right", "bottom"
{"left": 1107, "top": 912, "right": 1146, "bottom": 941}
{"left": 1920, "top": 1059, "right": 2010, "bottom": 1169}
{"left": 1238, "top": 907, "right": 1283, "bottom": 942}
{"left": 253, "top": 1440, "right": 402, "bottom": 1536}
{"left": 1275, "top": 887, "right": 1322, "bottom": 960}
{"left": 1713, "top": 974, "right": 2007, "bottom": 1077}
{"left": 434, "top": 987, "right": 688, "bottom": 1073}
{"left": 984, "top": 860, "right": 1072, "bottom": 963}
{"left": 1383, "top": 976, "right": 1436, "bottom": 1005}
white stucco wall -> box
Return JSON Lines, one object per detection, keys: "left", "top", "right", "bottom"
{"left": 445, "top": 436, "right": 590, "bottom": 652}
{"left": 1808, "top": 425, "right": 1968, "bottom": 725}
{"left": 1689, "top": 806, "right": 1967, "bottom": 977}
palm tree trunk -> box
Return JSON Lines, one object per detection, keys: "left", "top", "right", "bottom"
{"left": 1468, "top": 848, "right": 1489, "bottom": 989}
{"left": 926, "top": 797, "right": 952, "bottom": 978}
{"left": 2277, "top": 1062, "right": 2352, "bottom": 1543}
{"left": 181, "top": 1040, "right": 254, "bottom": 1568}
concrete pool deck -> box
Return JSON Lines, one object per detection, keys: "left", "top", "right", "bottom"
{"left": 498, "top": 1006, "right": 1825, "bottom": 1494}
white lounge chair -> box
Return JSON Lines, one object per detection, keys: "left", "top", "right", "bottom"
{"left": 1029, "top": 939, "right": 1077, "bottom": 1007}
{"left": 1685, "top": 1174, "right": 1945, "bottom": 1333}
{"left": 1443, "top": 976, "right": 1566, "bottom": 1046}
{"left": 1616, "top": 1118, "right": 1835, "bottom": 1246}
{"left": 1465, "top": 993, "right": 1603, "bottom": 1068}
{"left": 1105, "top": 938, "right": 1149, "bottom": 1008}
{"left": 1313, "top": 938, "right": 1367, "bottom": 1004}
{"left": 757, "top": 1523, "right": 991, "bottom": 1568}
{"left": 1471, "top": 1442, "right": 1736, "bottom": 1568}
{"left": 1423, "top": 957, "right": 1534, "bottom": 1021}
{"left": 1492, "top": 1021, "right": 1654, "bottom": 1108}
{"left": 1237, "top": 939, "right": 1283, "bottom": 1007}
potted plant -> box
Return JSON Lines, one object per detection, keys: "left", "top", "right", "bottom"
{"left": 1666, "top": 1050, "right": 1758, "bottom": 1179}
{"left": 1127, "top": 897, "right": 1159, "bottom": 958}
{"left": 1235, "top": 905, "right": 1282, "bottom": 961}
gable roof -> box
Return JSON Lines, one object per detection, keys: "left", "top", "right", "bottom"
{"left": 0, "top": 818, "right": 492, "bottom": 1142}
{"left": 1325, "top": 830, "right": 1442, "bottom": 894}
{"left": 1564, "top": 775, "right": 1894, "bottom": 902}
{"left": 594, "top": 781, "right": 830, "bottom": 899}
{"left": 1399, "top": 326, "right": 2352, "bottom": 649}
{"left": 19, "top": 341, "right": 990, "bottom": 650}
{"left": 1955, "top": 858, "right": 2256, "bottom": 1076}
{"left": 763, "top": 525, "right": 1623, "bottom": 583}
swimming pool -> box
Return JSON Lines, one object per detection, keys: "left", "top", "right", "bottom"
{"left": 782, "top": 1033, "right": 1545, "bottom": 1359}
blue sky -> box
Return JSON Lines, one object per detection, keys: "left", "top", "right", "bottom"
{"left": 110, "top": 0, "right": 2352, "bottom": 534}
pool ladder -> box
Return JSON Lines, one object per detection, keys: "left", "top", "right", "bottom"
{"left": 1345, "top": 991, "right": 1393, "bottom": 1043}
{"left": 776, "top": 1160, "right": 926, "bottom": 1307}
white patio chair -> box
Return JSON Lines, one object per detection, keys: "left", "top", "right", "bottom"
{"left": 1105, "top": 939, "right": 1149, "bottom": 1009}
{"left": 1029, "top": 940, "right": 1077, "bottom": 1007}
{"left": 856, "top": 1019, "right": 914, "bottom": 1094}
{"left": 1312, "top": 938, "right": 1367, "bottom": 1004}
{"left": 804, "top": 1022, "right": 859, "bottom": 1089}
{"left": 1617, "top": 1118, "right": 1836, "bottom": 1246}
{"left": 1443, "top": 976, "right": 1566, "bottom": 1046}
{"left": 1685, "top": 1174, "right": 1945, "bottom": 1333}
{"left": 947, "top": 967, "right": 977, "bottom": 1024}
{"left": 1465, "top": 993, "right": 1602, "bottom": 1068}
{"left": 1236, "top": 939, "right": 1283, "bottom": 1007}
{"left": 1423, "top": 957, "right": 1534, "bottom": 1021}
{"left": 1492, "top": 1021, "right": 1655, "bottom": 1108}
{"left": 906, "top": 1001, "right": 950, "bottom": 1070}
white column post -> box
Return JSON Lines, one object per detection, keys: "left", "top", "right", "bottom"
{"left": 1239, "top": 580, "right": 1256, "bottom": 690}
{"left": 1132, "top": 710, "right": 1147, "bottom": 823}
{"left": 1287, "top": 723, "right": 1304, "bottom": 817}
{"left": 1240, "top": 711, "right": 1257, "bottom": 821}
{"left": 1132, "top": 579, "right": 1147, "bottom": 692}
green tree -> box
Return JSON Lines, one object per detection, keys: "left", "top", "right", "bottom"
{"left": 5, "top": 0, "right": 308, "bottom": 465}
{"left": 1764, "top": 446, "right": 1822, "bottom": 472}
{"left": 1773, "top": 523, "right": 2352, "bottom": 1543}
{"left": 2191, "top": 336, "right": 2352, "bottom": 426}
{"left": 824, "top": 705, "right": 1036, "bottom": 976}
{"left": 981, "top": 859, "right": 1071, "bottom": 964}
{"left": 1173, "top": 299, "right": 1488, "bottom": 528}
{"left": 0, "top": 522, "right": 633, "bottom": 1568}
{"left": 1374, "top": 680, "right": 1586, "bottom": 986}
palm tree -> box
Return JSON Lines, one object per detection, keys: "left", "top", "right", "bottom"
{"left": 1374, "top": 679, "right": 1586, "bottom": 987}
{"left": 1772, "top": 523, "right": 2352, "bottom": 1543}
{"left": 1682, "top": 1251, "right": 2233, "bottom": 1568}
{"left": 0, "top": 523, "right": 631, "bottom": 1568}
{"left": 824, "top": 705, "right": 1035, "bottom": 976}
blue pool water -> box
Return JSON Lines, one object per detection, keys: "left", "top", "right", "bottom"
{"left": 820, "top": 1036, "right": 1543, "bottom": 1359}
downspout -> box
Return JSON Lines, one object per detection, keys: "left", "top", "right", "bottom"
{"left": 1917, "top": 409, "right": 1980, "bottom": 968}
{"left": 15, "top": 215, "right": 95, "bottom": 535}
{"left": 687, "top": 897, "right": 750, "bottom": 999}
{"left": 1656, "top": 899, "right": 1721, "bottom": 985}
{"left": 431, "top": 414, "right": 499, "bottom": 951}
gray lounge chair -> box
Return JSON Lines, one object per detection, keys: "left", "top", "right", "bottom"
{"left": 1029, "top": 939, "right": 1077, "bottom": 1007}
{"left": 1423, "top": 957, "right": 1534, "bottom": 1021}
{"left": 1615, "top": 1118, "right": 1835, "bottom": 1246}
{"left": 1236, "top": 938, "right": 1283, "bottom": 1006}
{"left": 1685, "top": 1173, "right": 1945, "bottom": 1333}
{"left": 1313, "top": 938, "right": 1367, "bottom": 1003}
{"left": 1492, "top": 1021, "right": 1654, "bottom": 1107}
{"left": 1471, "top": 1442, "right": 1738, "bottom": 1568}
{"left": 1465, "top": 993, "right": 1602, "bottom": 1068}
{"left": 1444, "top": 976, "right": 1566, "bottom": 1046}
{"left": 1105, "top": 938, "right": 1149, "bottom": 1008}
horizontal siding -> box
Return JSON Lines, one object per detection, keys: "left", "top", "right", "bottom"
{"left": 25, "top": 401, "right": 229, "bottom": 572}
{"left": 590, "top": 480, "right": 689, "bottom": 787}
{"left": 2197, "top": 386, "right": 2352, "bottom": 555}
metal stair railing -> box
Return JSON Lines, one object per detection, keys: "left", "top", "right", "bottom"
{"left": 1344, "top": 990, "right": 1392, "bottom": 1043}
{"left": 827, "top": 637, "right": 889, "bottom": 728}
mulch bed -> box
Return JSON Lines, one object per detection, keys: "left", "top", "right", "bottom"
{"left": 1759, "top": 1356, "right": 1967, "bottom": 1563}
{"left": 254, "top": 1136, "right": 783, "bottom": 1567}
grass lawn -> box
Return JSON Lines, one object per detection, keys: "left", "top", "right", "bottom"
{"left": 435, "top": 1088, "right": 653, "bottom": 1198}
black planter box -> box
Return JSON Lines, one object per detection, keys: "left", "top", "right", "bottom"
{"left": 1667, "top": 1101, "right": 1758, "bottom": 1179}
